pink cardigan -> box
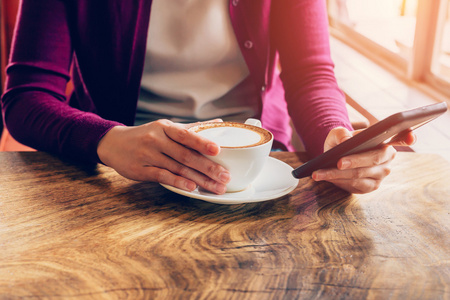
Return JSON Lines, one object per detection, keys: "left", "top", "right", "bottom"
{"left": 2, "top": 0, "right": 352, "bottom": 162}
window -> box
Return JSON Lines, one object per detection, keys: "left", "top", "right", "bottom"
{"left": 430, "top": 1, "right": 450, "bottom": 83}
{"left": 327, "top": 0, "right": 450, "bottom": 101}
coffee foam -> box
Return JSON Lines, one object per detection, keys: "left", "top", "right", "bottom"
{"left": 192, "top": 122, "right": 272, "bottom": 148}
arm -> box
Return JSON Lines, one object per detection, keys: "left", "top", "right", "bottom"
{"left": 271, "top": 0, "right": 415, "bottom": 193}
{"left": 271, "top": 0, "right": 352, "bottom": 157}
{"left": 1, "top": 0, "right": 120, "bottom": 163}
{"left": 2, "top": 0, "right": 230, "bottom": 194}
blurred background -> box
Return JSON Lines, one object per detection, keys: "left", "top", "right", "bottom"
{"left": 327, "top": 0, "right": 450, "bottom": 161}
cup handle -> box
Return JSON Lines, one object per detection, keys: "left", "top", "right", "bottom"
{"left": 245, "top": 118, "right": 262, "bottom": 128}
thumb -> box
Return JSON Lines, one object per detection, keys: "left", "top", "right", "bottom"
{"left": 324, "top": 127, "right": 355, "bottom": 152}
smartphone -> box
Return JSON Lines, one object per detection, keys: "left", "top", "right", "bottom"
{"left": 292, "top": 102, "right": 448, "bottom": 179}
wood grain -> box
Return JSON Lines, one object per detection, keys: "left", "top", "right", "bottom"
{"left": 0, "top": 152, "right": 448, "bottom": 299}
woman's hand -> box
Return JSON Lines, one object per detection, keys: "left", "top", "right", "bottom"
{"left": 312, "top": 127, "right": 416, "bottom": 194}
{"left": 97, "top": 119, "right": 231, "bottom": 194}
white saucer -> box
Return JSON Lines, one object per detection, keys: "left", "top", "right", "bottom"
{"left": 161, "top": 157, "right": 299, "bottom": 205}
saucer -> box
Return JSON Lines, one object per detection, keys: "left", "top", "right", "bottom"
{"left": 160, "top": 157, "right": 299, "bottom": 205}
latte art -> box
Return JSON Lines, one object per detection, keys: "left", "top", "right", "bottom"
{"left": 192, "top": 122, "right": 272, "bottom": 148}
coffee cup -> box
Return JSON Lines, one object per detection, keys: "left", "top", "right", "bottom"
{"left": 190, "top": 119, "right": 273, "bottom": 192}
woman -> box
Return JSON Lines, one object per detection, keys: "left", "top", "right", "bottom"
{"left": 1, "top": 0, "right": 413, "bottom": 194}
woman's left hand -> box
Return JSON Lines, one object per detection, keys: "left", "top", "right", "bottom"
{"left": 312, "top": 127, "right": 416, "bottom": 194}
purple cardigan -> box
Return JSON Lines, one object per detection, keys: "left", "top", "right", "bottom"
{"left": 2, "top": 0, "right": 352, "bottom": 162}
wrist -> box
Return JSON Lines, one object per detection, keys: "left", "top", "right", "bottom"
{"left": 97, "top": 125, "right": 126, "bottom": 165}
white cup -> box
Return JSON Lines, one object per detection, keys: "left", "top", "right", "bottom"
{"left": 190, "top": 119, "right": 274, "bottom": 192}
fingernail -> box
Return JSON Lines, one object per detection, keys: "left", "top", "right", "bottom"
{"left": 219, "top": 171, "right": 231, "bottom": 184}
{"left": 313, "top": 171, "right": 325, "bottom": 181}
{"left": 185, "top": 181, "right": 197, "bottom": 191}
{"left": 206, "top": 143, "right": 220, "bottom": 155}
{"left": 341, "top": 159, "right": 351, "bottom": 169}
{"left": 215, "top": 183, "right": 227, "bottom": 194}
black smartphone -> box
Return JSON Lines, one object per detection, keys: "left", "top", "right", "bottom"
{"left": 292, "top": 102, "right": 448, "bottom": 179}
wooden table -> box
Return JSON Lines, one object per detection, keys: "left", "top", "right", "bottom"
{"left": 0, "top": 151, "right": 448, "bottom": 299}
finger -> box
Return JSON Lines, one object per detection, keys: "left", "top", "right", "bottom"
{"left": 143, "top": 167, "right": 199, "bottom": 192}
{"left": 337, "top": 145, "right": 397, "bottom": 170}
{"left": 158, "top": 138, "right": 230, "bottom": 185}
{"left": 312, "top": 162, "right": 392, "bottom": 181}
{"left": 326, "top": 177, "right": 382, "bottom": 194}
{"left": 111, "top": 156, "right": 199, "bottom": 192}
{"left": 388, "top": 131, "right": 416, "bottom": 146}
{"left": 163, "top": 121, "right": 221, "bottom": 156}
{"left": 324, "top": 127, "right": 355, "bottom": 152}
{"left": 146, "top": 152, "right": 228, "bottom": 194}
{"left": 139, "top": 120, "right": 230, "bottom": 192}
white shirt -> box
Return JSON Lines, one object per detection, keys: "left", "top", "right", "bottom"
{"left": 137, "top": 0, "right": 258, "bottom": 123}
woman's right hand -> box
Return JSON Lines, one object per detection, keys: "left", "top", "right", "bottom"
{"left": 97, "top": 119, "right": 231, "bottom": 194}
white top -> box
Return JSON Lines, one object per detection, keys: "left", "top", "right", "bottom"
{"left": 137, "top": 0, "right": 258, "bottom": 123}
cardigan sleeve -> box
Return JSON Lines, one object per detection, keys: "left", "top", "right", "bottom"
{"left": 271, "top": 0, "right": 353, "bottom": 157}
{"left": 1, "top": 0, "right": 121, "bottom": 163}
